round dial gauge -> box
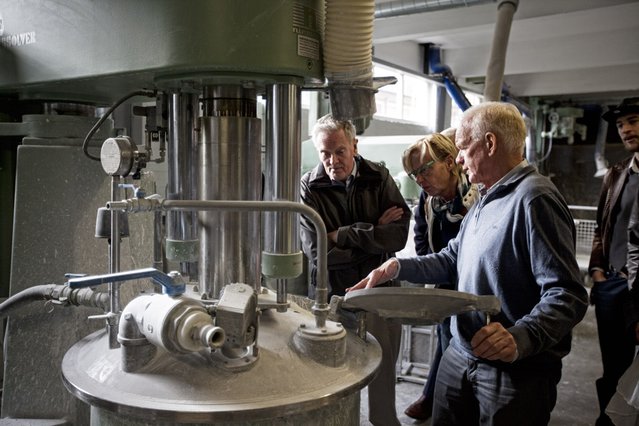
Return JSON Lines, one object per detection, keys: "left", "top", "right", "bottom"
{"left": 100, "top": 137, "right": 136, "bottom": 176}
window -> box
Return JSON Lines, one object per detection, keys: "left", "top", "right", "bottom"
{"left": 373, "top": 63, "right": 438, "bottom": 128}
{"left": 449, "top": 91, "right": 483, "bottom": 128}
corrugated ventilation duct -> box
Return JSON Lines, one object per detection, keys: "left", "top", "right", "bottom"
{"left": 323, "top": 0, "right": 376, "bottom": 121}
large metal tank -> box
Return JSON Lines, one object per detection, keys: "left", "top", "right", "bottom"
{"left": 62, "top": 295, "right": 381, "bottom": 425}
{"left": 0, "top": 1, "right": 387, "bottom": 424}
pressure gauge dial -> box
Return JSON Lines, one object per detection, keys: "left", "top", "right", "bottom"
{"left": 100, "top": 137, "right": 137, "bottom": 176}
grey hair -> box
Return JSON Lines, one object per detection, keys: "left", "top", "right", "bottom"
{"left": 461, "top": 102, "right": 526, "bottom": 156}
{"left": 311, "top": 114, "right": 357, "bottom": 146}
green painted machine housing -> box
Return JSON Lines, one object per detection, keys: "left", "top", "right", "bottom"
{"left": 0, "top": 0, "right": 324, "bottom": 104}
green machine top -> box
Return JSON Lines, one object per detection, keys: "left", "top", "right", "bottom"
{"left": 0, "top": 0, "right": 324, "bottom": 104}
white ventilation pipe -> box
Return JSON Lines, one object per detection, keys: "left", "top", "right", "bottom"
{"left": 483, "top": 0, "right": 518, "bottom": 102}
{"left": 323, "top": 0, "right": 376, "bottom": 121}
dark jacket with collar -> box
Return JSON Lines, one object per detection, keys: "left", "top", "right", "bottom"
{"left": 300, "top": 157, "right": 410, "bottom": 298}
{"left": 589, "top": 156, "right": 633, "bottom": 275}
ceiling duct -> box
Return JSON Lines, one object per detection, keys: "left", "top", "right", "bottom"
{"left": 375, "top": 0, "right": 496, "bottom": 19}
{"left": 483, "top": 0, "right": 518, "bottom": 101}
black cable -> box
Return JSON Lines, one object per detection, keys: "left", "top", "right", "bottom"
{"left": 0, "top": 285, "right": 110, "bottom": 318}
{"left": 0, "top": 284, "right": 58, "bottom": 318}
{"left": 82, "top": 90, "right": 157, "bottom": 161}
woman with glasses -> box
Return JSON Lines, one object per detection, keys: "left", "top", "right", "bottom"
{"left": 400, "top": 130, "right": 479, "bottom": 421}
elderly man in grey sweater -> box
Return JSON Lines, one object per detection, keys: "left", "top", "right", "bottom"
{"left": 349, "top": 102, "right": 589, "bottom": 426}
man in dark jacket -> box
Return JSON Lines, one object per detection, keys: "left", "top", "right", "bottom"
{"left": 589, "top": 97, "right": 639, "bottom": 426}
{"left": 300, "top": 113, "right": 410, "bottom": 426}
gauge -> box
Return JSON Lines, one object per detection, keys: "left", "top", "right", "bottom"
{"left": 100, "top": 137, "right": 137, "bottom": 176}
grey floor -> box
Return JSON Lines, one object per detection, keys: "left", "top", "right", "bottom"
{"left": 360, "top": 304, "right": 602, "bottom": 425}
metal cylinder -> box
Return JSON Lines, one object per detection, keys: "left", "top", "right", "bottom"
{"left": 198, "top": 86, "right": 262, "bottom": 298}
{"left": 264, "top": 83, "right": 303, "bottom": 303}
{"left": 166, "top": 91, "right": 199, "bottom": 273}
{"left": 264, "top": 83, "right": 301, "bottom": 254}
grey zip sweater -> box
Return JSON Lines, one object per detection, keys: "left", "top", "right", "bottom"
{"left": 397, "top": 163, "right": 589, "bottom": 367}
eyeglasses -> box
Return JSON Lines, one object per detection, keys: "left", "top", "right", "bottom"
{"left": 408, "top": 159, "right": 435, "bottom": 181}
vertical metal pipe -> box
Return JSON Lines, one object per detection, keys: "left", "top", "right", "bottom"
{"left": 435, "top": 85, "right": 447, "bottom": 131}
{"left": 483, "top": 0, "right": 519, "bottom": 102}
{"left": 153, "top": 210, "right": 163, "bottom": 271}
{"left": 198, "top": 85, "right": 261, "bottom": 299}
{"left": 264, "top": 83, "right": 302, "bottom": 306}
{"left": 166, "top": 90, "right": 199, "bottom": 277}
{"left": 109, "top": 176, "right": 121, "bottom": 348}
{"left": 594, "top": 116, "right": 609, "bottom": 178}
{"left": 526, "top": 99, "right": 539, "bottom": 165}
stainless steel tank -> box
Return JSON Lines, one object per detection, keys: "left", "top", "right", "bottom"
{"left": 62, "top": 299, "right": 381, "bottom": 425}
{"left": 1, "top": 1, "right": 386, "bottom": 424}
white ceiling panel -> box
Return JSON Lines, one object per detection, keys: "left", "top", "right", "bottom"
{"left": 373, "top": 0, "right": 639, "bottom": 103}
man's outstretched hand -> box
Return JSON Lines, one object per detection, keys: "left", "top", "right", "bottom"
{"left": 346, "top": 258, "right": 400, "bottom": 292}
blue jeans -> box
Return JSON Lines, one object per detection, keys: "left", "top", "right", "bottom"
{"left": 433, "top": 345, "right": 560, "bottom": 426}
{"left": 421, "top": 317, "right": 452, "bottom": 401}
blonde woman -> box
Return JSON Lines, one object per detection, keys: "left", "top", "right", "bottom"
{"left": 400, "top": 130, "right": 478, "bottom": 421}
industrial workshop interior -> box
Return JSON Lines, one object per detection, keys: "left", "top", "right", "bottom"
{"left": 0, "top": 0, "right": 638, "bottom": 425}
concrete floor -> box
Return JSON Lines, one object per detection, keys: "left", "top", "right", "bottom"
{"left": 360, "top": 304, "right": 602, "bottom": 425}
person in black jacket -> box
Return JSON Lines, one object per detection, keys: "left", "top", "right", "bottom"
{"left": 300, "top": 113, "right": 410, "bottom": 426}
{"left": 605, "top": 185, "right": 639, "bottom": 423}
{"left": 589, "top": 97, "right": 639, "bottom": 426}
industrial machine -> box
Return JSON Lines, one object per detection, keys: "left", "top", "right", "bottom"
{"left": 0, "top": 1, "right": 499, "bottom": 424}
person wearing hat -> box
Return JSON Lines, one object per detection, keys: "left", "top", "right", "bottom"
{"left": 589, "top": 97, "right": 639, "bottom": 426}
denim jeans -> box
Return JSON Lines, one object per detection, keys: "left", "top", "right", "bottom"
{"left": 421, "top": 317, "right": 452, "bottom": 400}
{"left": 432, "top": 345, "right": 560, "bottom": 426}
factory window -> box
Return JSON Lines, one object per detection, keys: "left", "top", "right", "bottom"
{"left": 373, "top": 63, "right": 437, "bottom": 127}
{"left": 449, "top": 91, "right": 483, "bottom": 128}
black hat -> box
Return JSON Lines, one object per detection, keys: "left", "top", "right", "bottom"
{"left": 602, "top": 97, "right": 639, "bottom": 123}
